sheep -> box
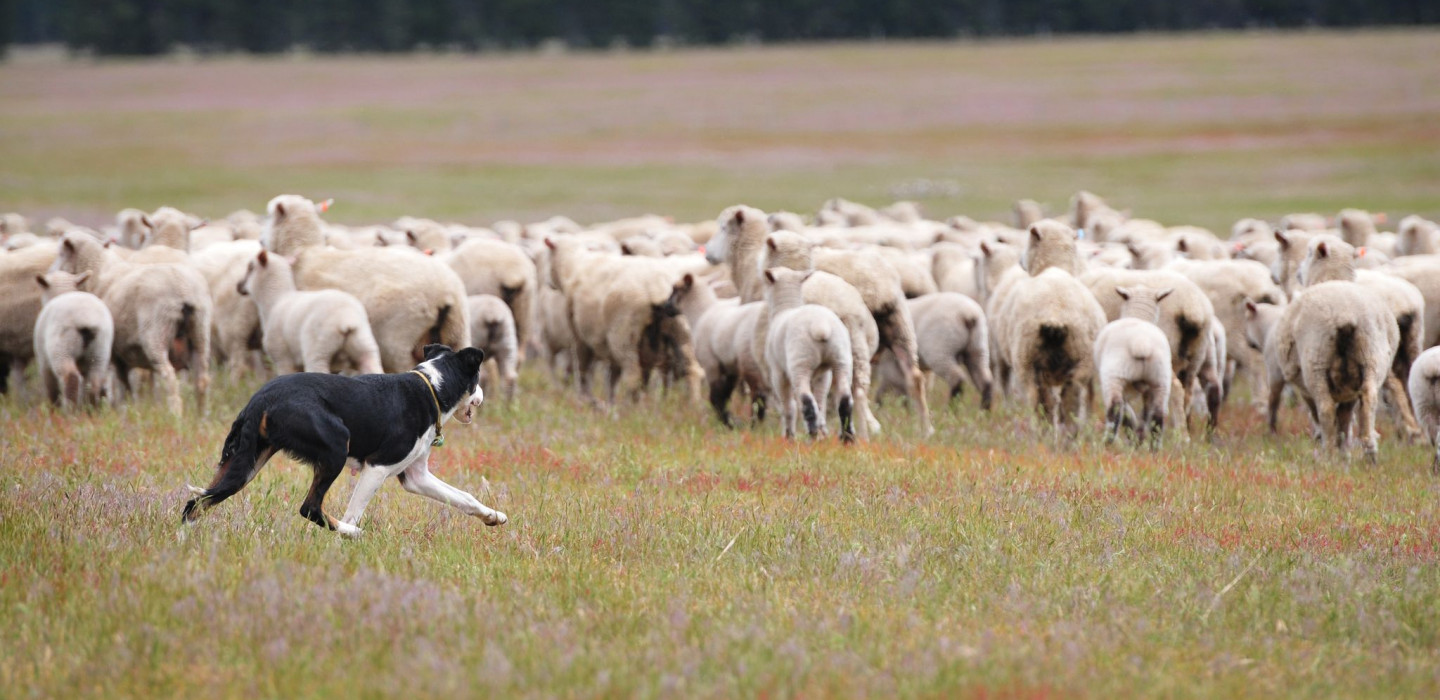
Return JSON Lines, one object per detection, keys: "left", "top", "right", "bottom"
{"left": 143, "top": 206, "right": 203, "bottom": 251}
{"left": 264, "top": 195, "right": 471, "bottom": 372}
{"left": 33, "top": 271, "right": 114, "bottom": 408}
{"left": 1396, "top": 215, "right": 1439, "bottom": 257}
{"left": 443, "top": 237, "right": 537, "bottom": 359}
{"left": 1081, "top": 268, "right": 1223, "bottom": 433}
{"left": 1280, "top": 212, "right": 1329, "bottom": 232}
{"left": 237, "top": 250, "right": 383, "bottom": 376}
{"left": 0, "top": 240, "right": 58, "bottom": 394}
{"left": 669, "top": 272, "right": 769, "bottom": 427}
{"left": 1406, "top": 347, "right": 1440, "bottom": 473}
{"left": 764, "top": 233, "right": 933, "bottom": 436}
{"left": 877, "top": 292, "right": 993, "bottom": 410}
{"left": 115, "top": 208, "right": 151, "bottom": 249}
{"left": 1336, "top": 208, "right": 1384, "bottom": 248}
{"left": 544, "top": 236, "right": 703, "bottom": 407}
{"left": 1296, "top": 235, "right": 1425, "bottom": 441}
{"left": 705, "top": 206, "right": 879, "bottom": 438}
{"left": 985, "top": 219, "right": 1091, "bottom": 397}
{"left": 1166, "top": 258, "right": 1286, "bottom": 400}
{"left": 1094, "top": 286, "right": 1174, "bottom": 445}
{"left": 51, "top": 231, "right": 212, "bottom": 416}
{"left": 189, "top": 240, "right": 265, "bottom": 377}
{"left": 997, "top": 266, "right": 1108, "bottom": 432}
{"left": 0, "top": 213, "right": 27, "bottom": 238}
{"left": 1384, "top": 255, "right": 1440, "bottom": 349}
{"left": 931, "top": 242, "right": 984, "bottom": 301}
{"left": 1245, "top": 279, "right": 1398, "bottom": 459}
{"left": 761, "top": 267, "right": 855, "bottom": 442}
{"left": 467, "top": 294, "right": 520, "bottom": 403}
{"left": 1014, "top": 199, "right": 1045, "bottom": 228}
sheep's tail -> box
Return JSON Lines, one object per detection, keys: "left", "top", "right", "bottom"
{"left": 182, "top": 408, "right": 266, "bottom": 523}
{"left": 1127, "top": 334, "right": 1155, "bottom": 361}
{"left": 1035, "top": 323, "right": 1076, "bottom": 379}
{"left": 808, "top": 318, "right": 833, "bottom": 344}
{"left": 646, "top": 296, "right": 683, "bottom": 352}
{"left": 429, "top": 304, "right": 451, "bottom": 345}
{"left": 486, "top": 320, "right": 504, "bottom": 344}
{"left": 169, "top": 303, "right": 196, "bottom": 371}
{"left": 1394, "top": 312, "right": 1418, "bottom": 375}
{"left": 1331, "top": 322, "right": 1363, "bottom": 388}
{"left": 1175, "top": 313, "right": 1203, "bottom": 364}
{"left": 78, "top": 326, "right": 97, "bottom": 349}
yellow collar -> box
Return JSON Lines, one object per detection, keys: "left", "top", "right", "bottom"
{"left": 409, "top": 370, "right": 445, "bottom": 447}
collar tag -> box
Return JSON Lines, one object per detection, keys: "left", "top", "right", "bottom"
{"left": 431, "top": 433, "right": 445, "bottom": 448}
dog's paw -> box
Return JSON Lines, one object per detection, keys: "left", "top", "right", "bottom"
{"left": 482, "top": 510, "right": 508, "bottom": 527}
{"left": 336, "top": 522, "right": 364, "bottom": 538}
{"left": 186, "top": 484, "right": 207, "bottom": 497}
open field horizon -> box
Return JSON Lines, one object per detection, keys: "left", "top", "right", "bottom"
{"left": 2, "top": 29, "right": 1439, "bottom": 230}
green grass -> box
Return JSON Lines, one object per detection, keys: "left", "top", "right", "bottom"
{"left": 1, "top": 371, "right": 1438, "bottom": 698}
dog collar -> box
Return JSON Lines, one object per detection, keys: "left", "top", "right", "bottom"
{"left": 409, "top": 370, "right": 446, "bottom": 447}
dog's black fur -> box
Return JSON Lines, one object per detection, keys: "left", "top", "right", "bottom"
{"left": 182, "top": 344, "right": 485, "bottom": 530}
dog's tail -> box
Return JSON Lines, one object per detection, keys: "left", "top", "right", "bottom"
{"left": 182, "top": 408, "right": 268, "bottom": 523}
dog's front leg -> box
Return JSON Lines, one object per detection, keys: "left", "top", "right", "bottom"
{"left": 399, "top": 461, "right": 508, "bottom": 526}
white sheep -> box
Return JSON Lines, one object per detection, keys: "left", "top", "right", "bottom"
{"left": 878, "top": 292, "right": 994, "bottom": 410}
{"left": 762, "top": 267, "right": 856, "bottom": 442}
{"left": 467, "top": 294, "right": 520, "bottom": 403}
{"left": 0, "top": 240, "right": 58, "bottom": 394}
{"left": 51, "top": 231, "right": 212, "bottom": 416}
{"left": 33, "top": 271, "right": 114, "bottom": 408}
{"left": 444, "top": 237, "right": 539, "bottom": 358}
{"left": 1406, "top": 347, "right": 1440, "bottom": 473}
{"left": 264, "top": 195, "right": 471, "bottom": 372}
{"left": 1094, "top": 286, "right": 1174, "bottom": 445}
{"left": 669, "top": 272, "right": 769, "bottom": 428}
{"left": 238, "top": 250, "right": 383, "bottom": 376}
{"left": 1396, "top": 215, "right": 1439, "bottom": 257}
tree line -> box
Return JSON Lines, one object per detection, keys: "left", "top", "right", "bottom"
{"left": 4, "top": 0, "right": 1438, "bottom": 56}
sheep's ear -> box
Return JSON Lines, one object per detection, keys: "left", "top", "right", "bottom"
{"left": 544, "top": 237, "right": 557, "bottom": 251}
{"left": 801, "top": 270, "right": 815, "bottom": 283}
{"left": 140, "top": 214, "right": 152, "bottom": 229}
{"left": 1155, "top": 288, "right": 1173, "bottom": 303}
{"left": 273, "top": 202, "right": 286, "bottom": 220}
{"left": 35, "top": 274, "right": 48, "bottom": 289}
{"left": 1175, "top": 238, "right": 1189, "bottom": 253}
{"left": 1029, "top": 226, "right": 1041, "bottom": 241}
{"left": 190, "top": 218, "right": 208, "bottom": 231}
{"left": 406, "top": 230, "right": 418, "bottom": 245}
{"left": 733, "top": 208, "right": 746, "bottom": 225}
{"left": 1315, "top": 241, "right": 1329, "bottom": 258}
{"left": 679, "top": 273, "right": 694, "bottom": 290}
{"left": 763, "top": 269, "right": 776, "bottom": 284}
{"left": 1244, "top": 299, "right": 1258, "bottom": 316}
{"left": 1115, "top": 287, "right": 1132, "bottom": 301}
{"left": 1126, "top": 243, "right": 1142, "bottom": 259}
{"left": 103, "top": 239, "right": 113, "bottom": 248}
{"left": 75, "top": 271, "right": 91, "bottom": 286}
{"left": 317, "top": 198, "right": 333, "bottom": 213}
{"left": 1274, "top": 230, "right": 1289, "bottom": 247}
{"left": 257, "top": 249, "right": 269, "bottom": 266}
{"left": 767, "top": 236, "right": 780, "bottom": 251}
{"left": 620, "top": 242, "right": 632, "bottom": 255}
{"left": 979, "top": 241, "right": 993, "bottom": 257}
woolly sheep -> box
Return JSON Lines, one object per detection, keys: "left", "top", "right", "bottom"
{"left": 189, "top": 240, "right": 265, "bottom": 377}
{"left": 1014, "top": 199, "right": 1045, "bottom": 228}
{"left": 1406, "top": 347, "right": 1440, "bottom": 473}
{"left": 238, "top": 250, "right": 383, "bottom": 376}
{"left": 878, "top": 292, "right": 993, "bottom": 410}
{"left": 467, "top": 294, "right": 520, "bottom": 403}
{"left": 443, "top": 237, "right": 537, "bottom": 359}
{"left": 1167, "top": 258, "right": 1286, "bottom": 399}
{"left": 1081, "top": 268, "right": 1222, "bottom": 433}
{"left": 1094, "top": 286, "right": 1174, "bottom": 444}
{"left": 1396, "top": 215, "right": 1439, "bottom": 257}
{"left": 762, "top": 268, "right": 856, "bottom": 442}
{"left": 706, "top": 207, "right": 879, "bottom": 438}
{"left": 670, "top": 272, "right": 769, "bottom": 428}
{"left": 33, "top": 270, "right": 114, "bottom": 408}
{"left": 0, "top": 240, "right": 58, "bottom": 394}
{"left": 1297, "top": 235, "right": 1425, "bottom": 441}
{"left": 998, "top": 267, "right": 1108, "bottom": 432}
{"left": 1246, "top": 279, "right": 1398, "bottom": 459}
{"left": 51, "top": 231, "right": 212, "bottom": 416}
{"left": 264, "top": 195, "right": 471, "bottom": 372}
{"left": 770, "top": 237, "right": 932, "bottom": 435}
{"left": 1336, "top": 208, "right": 1384, "bottom": 248}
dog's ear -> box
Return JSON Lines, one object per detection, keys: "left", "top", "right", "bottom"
{"left": 421, "top": 343, "right": 453, "bottom": 360}
{"left": 459, "top": 346, "right": 486, "bottom": 369}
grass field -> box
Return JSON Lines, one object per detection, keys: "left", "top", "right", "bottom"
{"left": 2, "top": 30, "right": 1439, "bottom": 229}
{"left": 3, "top": 29, "right": 1440, "bottom": 699}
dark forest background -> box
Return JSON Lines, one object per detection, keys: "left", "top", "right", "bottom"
{"left": 3, "top": 0, "right": 1437, "bottom": 56}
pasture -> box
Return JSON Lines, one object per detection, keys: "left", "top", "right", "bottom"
{"left": 3, "top": 29, "right": 1440, "bottom": 698}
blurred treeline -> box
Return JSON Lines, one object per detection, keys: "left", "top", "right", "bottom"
{"left": 4, "top": 0, "right": 1438, "bottom": 55}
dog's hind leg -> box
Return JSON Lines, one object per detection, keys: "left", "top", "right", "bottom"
{"left": 182, "top": 443, "right": 277, "bottom": 523}
{"left": 397, "top": 460, "right": 508, "bottom": 526}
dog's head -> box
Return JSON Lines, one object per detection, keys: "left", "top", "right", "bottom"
{"left": 419, "top": 344, "right": 487, "bottom": 424}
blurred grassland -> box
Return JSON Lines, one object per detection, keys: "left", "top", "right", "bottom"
{"left": 1, "top": 29, "right": 1438, "bottom": 228}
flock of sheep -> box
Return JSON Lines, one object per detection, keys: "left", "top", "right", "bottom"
{"left": 3, "top": 192, "right": 1440, "bottom": 468}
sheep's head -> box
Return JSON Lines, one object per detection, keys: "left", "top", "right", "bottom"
{"left": 1013, "top": 199, "right": 1044, "bottom": 228}
{"left": 707, "top": 205, "right": 767, "bottom": 265}
{"left": 767, "top": 211, "right": 807, "bottom": 233}
{"left": 760, "top": 231, "right": 814, "bottom": 274}
{"left": 1020, "top": 219, "right": 1080, "bottom": 276}
{"left": 1243, "top": 299, "right": 1284, "bottom": 353}
{"left": 1270, "top": 229, "right": 1315, "bottom": 294}
{"left": 263, "top": 194, "right": 330, "bottom": 253}
{"left": 1115, "top": 285, "right": 1172, "bottom": 323}
{"left": 35, "top": 270, "right": 91, "bottom": 303}
{"left": 1297, "top": 234, "right": 1356, "bottom": 288}
{"left": 1336, "top": 208, "right": 1379, "bottom": 246}
{"left": 50, "top": 231, "right": 103, "bottom": 276}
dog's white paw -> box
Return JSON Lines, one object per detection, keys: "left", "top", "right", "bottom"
{"left": 186, "top": 484, "right": 207, "bottom": 497}
{"left": 336, "top": 522, "right": 363, "bottom": 538}
{"left": 482, "top": 510, "right": 508, "bottom": 527}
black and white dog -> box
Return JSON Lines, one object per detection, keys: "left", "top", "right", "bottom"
{"left": 182, "top": 344, "right": 507, "bottom": 536}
